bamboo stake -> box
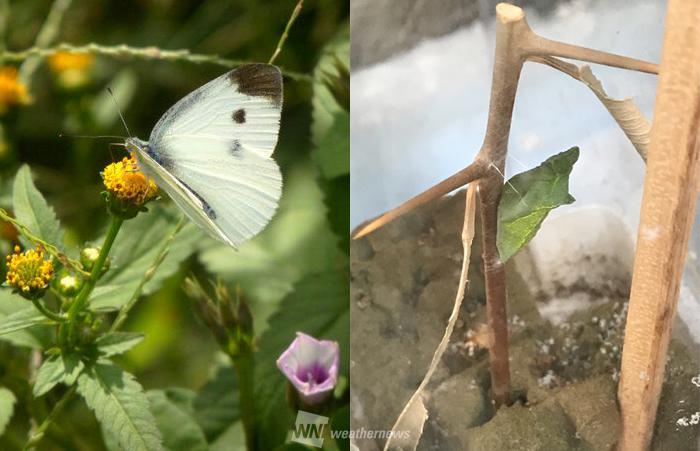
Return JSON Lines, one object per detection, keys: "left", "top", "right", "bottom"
{"left": 617, "top": 1, "right": 700, "bottom": 449}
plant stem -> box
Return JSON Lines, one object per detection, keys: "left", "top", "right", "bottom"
{"left": 23, "top": 386, "right": 76, "bottom": 450}
{"left": 617, "top": 0, "right": 700, "bottom": 448}
{"left": 63, "top": 216, "right": 123, "bottom": 343}
{"left": 353, "top": 160, "right": 485, "bottom": 239}
{"left": 0, "top": 208, "right": 89, "bottom": 277}
{"left": 232, "top": 352, "right": 256, "bottom": 451}
{"left": 30, "top": 297, "right": 65, "bottom": 323}
{"left": 0, "top": 43, "right": 312, "bottom": 82}
{"left": 110, "top": 216, "right": 186, "bottom": 332}
{"left": 269, "top": 0, "right": 303, "bottom": 65}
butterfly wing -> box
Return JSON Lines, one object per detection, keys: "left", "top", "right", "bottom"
{"left": 139, "top": 64, "right": 283, "bottom": 248}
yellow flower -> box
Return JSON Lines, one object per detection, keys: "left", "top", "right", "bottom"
{"left": 102, "top": 155, "right": 158, "bottom": 207}
{"left": 47, "top": 52, "right": 93, "bottom": 73}
{"left": 5, "top": 245, "right": 54, "bottom": 299}
{"left": 0, "top": 67, "right": 30, "bottom": 114}
{"left": 47, "top": 52, "right": 94, "bottom": 89}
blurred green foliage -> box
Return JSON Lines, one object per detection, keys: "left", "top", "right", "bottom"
{"left": 0, "top": 0, "right": 349, "bottom": 449}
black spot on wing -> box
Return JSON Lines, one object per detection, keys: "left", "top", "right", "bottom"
{"left": 230, "top": 140, "right": 242, "bottom": 156}
{"left": 228, "top": 64, "right": 282, "bottom": 106}
{"left": 180, "top": 180, "right": 217, "bottom": 220}
{"left": 233, "top": 108, "right": 246, "bottom": 123}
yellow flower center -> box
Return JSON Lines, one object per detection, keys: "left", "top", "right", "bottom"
{"left": 102, "top": 155, "right": 158, "bottom": 206}
{"left": 0, "top": 67, "right": 29, "bottom": 114}
{"left": 5, "top": 246, "right": 54, "bottom": 294}
{"left": 47, "top": 52, "right": 93, "bottom": 73}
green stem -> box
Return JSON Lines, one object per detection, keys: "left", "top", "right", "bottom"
{"left": 30, "top": 297, "right": 65, "bottom": 323}
{"left": 62, "top": 216, "right": 123, "bottom": 344}
{"left": 269, "top": 0, "right": 303, "bottom": 65}
{"left": 0, "top": 208, "right": 89, "bottom": 277}
{"left": 0, "top": 43, "right": 312, "bottom": 82}
{"left": 232, "top": 352, "right": 256, "bottom": 451}
{"left": 23, "top": 386, "right": 76, "bottom": 450}
{"left": 110, "top": 216, "right": 186, "bottom": 332}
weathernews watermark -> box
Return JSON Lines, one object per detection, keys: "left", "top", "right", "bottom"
{"left": 291, "top": 410, "right": 411, "bottom": 448}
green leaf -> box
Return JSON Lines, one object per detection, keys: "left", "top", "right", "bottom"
{"left": 497, "top": 147, "right": 580, "bottom": 262}
{"left": 311, "top": 25, "right": 350, "bottom": 177}
{"left": 0, "top": 387, "right": 16, "bottom": 436}
{"left": 33, "top": 353, "right": 84, "bottom": 397}
{"left": 310, "top": 27, "right": 350, "bottom": 256}
{"left": 193, "top": 365, "right": 240, "bottom": 441}
{"left": 90, "top": 205, "right": 201, "bottom": 311}
{"left": 0, "top": 306, "right": 53, "bottom": 336}
{"left": 147, "top": 389, "right": 208, "bottom": 451}
{"left": 210, "top": 422, "right": 246, "bottom": 451}
{"left": 0, "top": 290, "right": 50, "bottom": 348}
{"left": 314, "top": 111, "right": 349, "bottom": 180}
{"left": 12, "top": 165, "right": 64, "bottom": 249}
{"left": 254, "top": 270, "right": 349, "bottom": 450}
{"left": 77, "top": 361, "right": 163, "bottom": 451}
{"left": 331, "top": 405, "right": 350, "bottom": 450}
{"left": 94, "top": 332, "right": 144, "bottom": 357}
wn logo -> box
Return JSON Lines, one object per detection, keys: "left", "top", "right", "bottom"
{"left": 291, "top": 410, "right": 329, "bottom": 448}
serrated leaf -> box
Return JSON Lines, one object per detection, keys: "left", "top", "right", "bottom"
{"left": 311, "top": 25, "right": 349, "bottom": 154}
{"left": 254, "top": 270, "right": 349, "bottom": 450}
{"left": 0, "top": 306, "right": 54, "bottom": 336}
{"left": 210, "top": 422, "right": 246, "bottom": 451}
{"left": 497, "top": 147, "right": 579, "bottom": 262}
{"left": 147, "top": 389, "right": 208, "bottom": 451}
{"left": 0, "top": 290, "right": 50, "bottom": 348}
{"left": 12, "top": 165, "right": 64, "bottom": 249}
{"left": 0, "top": 387, "right": 16, "bottom": 436}
{"left": 314, "top": 111, "right": 349, "bottom": 180}
{"left": 193, "top": 365, "right": 240, "bottom": 441}
{"left": 33, "top": 353, "right": 84, "bottom": 397}
{"left": 94, "top": 332, "right": 144, "bottom": 357}
{"left": 77, "top": 362, "right": 163, "bottom": 451}
{"left": 90, "top": 205, "right": 201, "bottom": 311}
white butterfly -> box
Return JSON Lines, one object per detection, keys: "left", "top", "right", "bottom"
{"left": 125, "top": 64, "right": 283, "bottom": 248}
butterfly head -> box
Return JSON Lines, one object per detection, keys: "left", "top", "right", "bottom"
{"left": 124, "top": 137, "right": 149, "bottom": 155}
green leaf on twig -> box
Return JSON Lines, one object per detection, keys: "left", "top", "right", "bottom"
{"left": 0, "top": 387, "right": 16, "bottom": 437}
{"left": 34, "top": 353, "right": 84, "bottom": 397}
{"left": 77, "top": 361, "right": 163, "bottom": 451}
{"left": 12, "top": 165, "right": 64, "bottom": 250}
{"left": 0, "top": 307, "right": 54, "bottom": 336}
{"left": 94, "top": 332, "right": 144, "bottom": 357}
{"left": 0, "top": 290, "right": 51, "bottom": 348}
{"left": 193, "top": 365, "right": 240, "bottom": 441}
{"left": 147, "top": 389, "right": 208, "bottom": 451}
{"left": 497, "top": 146, "right": 579, "bottom": 262}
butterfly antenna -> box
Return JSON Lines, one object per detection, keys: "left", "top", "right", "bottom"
{"left": 107, "top": 87, "right": 132, "bottom": 138}
{"left": 58, "top": 133, "right": 127, "bottom": 139}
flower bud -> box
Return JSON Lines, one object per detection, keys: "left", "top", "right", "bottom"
{"left": 53, "top": 269, "right": 83, "bottom": 297}
{"left": 80, "top": 246, "right": 110, "bottom": 275}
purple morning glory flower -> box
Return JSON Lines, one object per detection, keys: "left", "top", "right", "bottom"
{"left": 277, "top": 332, "right": 340, "bottom": 405}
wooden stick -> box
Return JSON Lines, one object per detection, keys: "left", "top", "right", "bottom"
{"left": 617, "top": 0, "right": 700, "bottom": 449}
{"left": 352, "top": 160, "right": 485, "bottom": 239}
